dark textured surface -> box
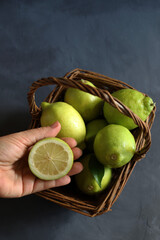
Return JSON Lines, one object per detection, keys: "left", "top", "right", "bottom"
{"left": 0, "top": 1, "right": 160, "bottom": 239}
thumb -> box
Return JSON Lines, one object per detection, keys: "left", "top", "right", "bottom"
{"left": 15, "top": 121, "right": 61, "bottom": 148}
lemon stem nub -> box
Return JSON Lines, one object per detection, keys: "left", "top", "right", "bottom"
{"left": 41, "top": 102, "right": 51, "bottom": 110}
{"left": 110, "top": 154, "right": 117, "bottom": 161}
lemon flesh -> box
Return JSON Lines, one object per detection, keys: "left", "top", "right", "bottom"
{"left": 64, "top": 79, "right": 104, "bottom": 122}
{"left": 94, "top": 124, "right": 136, "bottom": 168}
{"left": 75, "top": 154, "right": 112, "bottom": 195}
{"left": 40, "top": 102, "right": 86, "bottom": 146}
{"left": 103, "top": 89, "right": 154, "bottom": 130}
{"left": 28, "top": 138, "right": 73, "bottom": 180}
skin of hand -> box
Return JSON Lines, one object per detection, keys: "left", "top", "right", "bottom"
{"left": 0, "top": 121, "right": 83, "bottom": 198}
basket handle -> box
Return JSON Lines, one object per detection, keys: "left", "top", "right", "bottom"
{"left": 27, "top": 77, "right": 61, "bottom": 118}
{"left": 27, "top": 76, "right": 105, "bottom": 116}
{"left": 27, "top": 76, "right": 152, "bottom": 160}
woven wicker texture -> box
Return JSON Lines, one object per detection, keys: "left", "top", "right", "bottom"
{"left": 27, "top": 68, "right": 156, "bottom": 217}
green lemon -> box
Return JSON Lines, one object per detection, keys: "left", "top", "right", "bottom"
{"left": 85, "top": 119, "right": 108, "bottom": 152}
{"left": 94, "top": 124, "right": 136, "bottom": 168}
{"left": 64, "top": 79, "right": 104, "bottom": 122}
{"left": 103, "top": 89, "right": 155, "bottom": 130}
{"left": 75, "top": 154, "right": 112, "bottom": 195}
{"left": 40, "top": 102, "right": 86, "bottom": 146}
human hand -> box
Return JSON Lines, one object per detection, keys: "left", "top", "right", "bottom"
{"left": 0, "top": 121, "right": 83, "bottom": 198}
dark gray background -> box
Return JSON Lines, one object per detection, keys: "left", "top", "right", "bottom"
{"left": 0, "top": 0, "right": 160, "bottom": 239}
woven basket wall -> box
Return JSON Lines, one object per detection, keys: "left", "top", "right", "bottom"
{"left": 27, "top": 68, "right": 156, "bottom": 217}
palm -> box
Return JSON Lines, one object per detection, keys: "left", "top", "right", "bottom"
{"left": 0, "top": 161, "right": 69, "bottom": 198}
{"left": 0, "top": 160, "right": 38, "bottom": 198}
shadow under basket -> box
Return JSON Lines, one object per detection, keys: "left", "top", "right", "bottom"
{"left": 27, "top": 68, "right": 156, "bottom": 217}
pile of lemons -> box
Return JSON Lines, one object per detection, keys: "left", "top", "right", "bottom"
{"left": 31, "top": 79, "right": 154, "bottom": 195}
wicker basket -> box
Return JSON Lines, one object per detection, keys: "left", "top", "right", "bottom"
{"left": 27, "top": 68, "right": 156, "bottom": 217}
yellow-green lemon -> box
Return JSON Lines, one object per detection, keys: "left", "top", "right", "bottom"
{"left": 75, "top": 154, "right": 112, "bottom": 195}
{"left": 103, "top": 89, "right": 154, "bottom": 130}
{"left": 64, "top": 79, "right": 104, "bottom": 122}
{"left": 85, "top": 119, "right": 107, "bottom": 152}
{"left": 40, "top": 102, "right": 86, "bottom": 146}
{"left": 94, "top": 124, "right": 136, "bottom": 168}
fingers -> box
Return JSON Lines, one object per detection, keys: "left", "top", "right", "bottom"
{"left": 61, "top": 137, "right": 83, "bottom": 160}
{"left": 68, "top": 162, "right": 83, "bottom": 176}
{"left": 31, "top": 175, "right": 71, "bottom": 194}
{"left": 25, "top": 161, "right": 83, "bottom": 196}
{"left": 15, "top": 121, "right": 61, "bottom": 148}
{"left": 30, "top": 162, "right": 83, "bottom": 195}
{"left": 72, "top": 147, "right": 83, "bottom": 160}
{"left": 61, "top": 137, "right": 77, "bottom": 148}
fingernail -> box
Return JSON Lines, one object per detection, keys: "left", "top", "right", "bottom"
{"left": 50, "top": 121, "right": 60, "bottom": 128}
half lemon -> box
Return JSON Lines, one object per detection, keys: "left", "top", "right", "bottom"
{"left": 28, "top": 137, "right": 74, "bottom": 180}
